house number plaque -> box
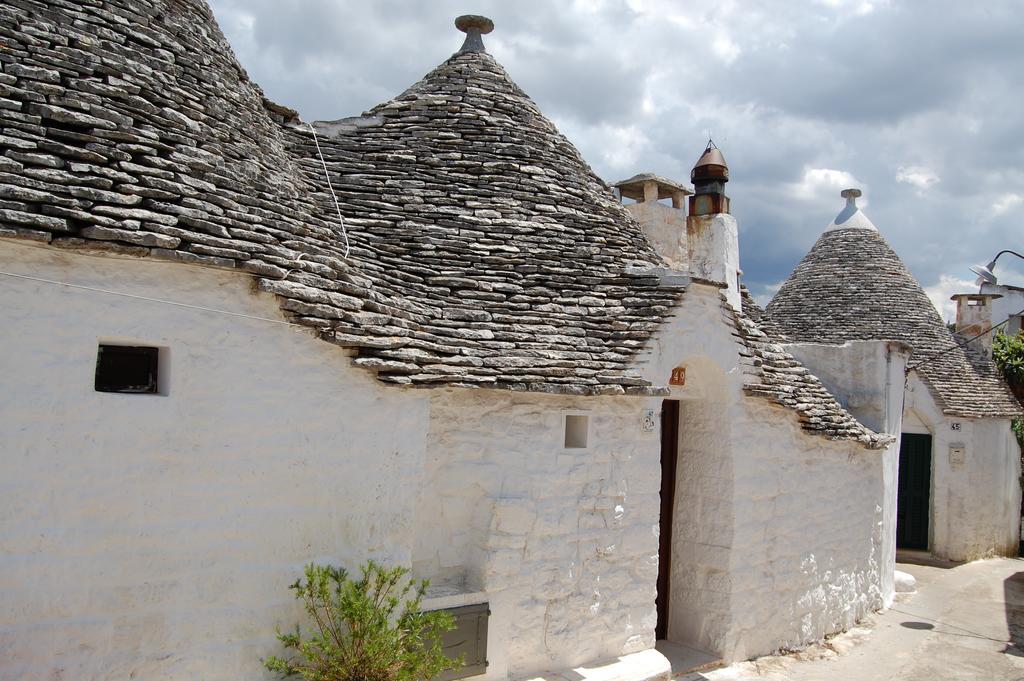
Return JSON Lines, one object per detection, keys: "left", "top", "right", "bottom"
{"left": 670, "top": 366, "right": 686, "bottom": 386}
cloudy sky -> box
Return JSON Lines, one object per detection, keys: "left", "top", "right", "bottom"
{"left": 207, "top": 0, "right": 1023, "bottom": 320}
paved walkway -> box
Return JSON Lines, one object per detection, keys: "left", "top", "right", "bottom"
{"left": 695, "top": 558, "right": 1024, "bottom": 681}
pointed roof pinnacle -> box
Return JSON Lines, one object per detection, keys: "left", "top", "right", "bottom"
{"left": 826, "top": 187, "right": 876, "bottom": 232}
{"left": 455, "top": 15, "right": 494, "bottom": 54}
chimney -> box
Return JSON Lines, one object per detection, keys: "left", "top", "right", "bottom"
{"left": 951, "top": 293, "right": 1002, "bottom": 357}
{"left": 686, "top": 141, "right": 741, "bottom": 310}
{"left": 613, "top": 173, "right": 692, "bottom": 270}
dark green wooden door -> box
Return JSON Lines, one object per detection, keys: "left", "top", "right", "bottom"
{"left": 897, "top": 433, "right": 932, "bottom": 550}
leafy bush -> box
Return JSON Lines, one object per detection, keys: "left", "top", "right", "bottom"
{"left": 994, "top": 331, "right": 1024, "bottom": 387}
{"left": 993, "top": 331, "right": 1024, "bottom": 452}
{"left": 264, "top": 561, "right": 462, "bottom": 681}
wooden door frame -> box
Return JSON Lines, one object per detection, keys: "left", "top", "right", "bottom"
{"left": 656, "top": 399, "right": 680, "bottom": 641}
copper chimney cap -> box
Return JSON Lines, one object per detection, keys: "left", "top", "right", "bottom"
{"left": 691, "top": 140, "right": 729, "bottom": 183}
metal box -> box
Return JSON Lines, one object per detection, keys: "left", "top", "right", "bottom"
{"left": 432, "top": 602, "right": 489, "bottom": 680}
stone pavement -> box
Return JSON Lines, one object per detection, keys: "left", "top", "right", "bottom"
{"left": 694, "top": 558, "right": 1024, "bottom": 681}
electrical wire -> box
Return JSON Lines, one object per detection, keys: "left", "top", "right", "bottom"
{"left": 0, "top": 270, "right": 306, "bottom": 328}
{"left": 306, "top": 122, "right": 350, "bottom": 259}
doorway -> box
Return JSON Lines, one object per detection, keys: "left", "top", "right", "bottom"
{"left": 897, "top": 433, "right": 932, "bottom": 550}
{"left": 656, "top": 399, "right": 679, "bottom": 640}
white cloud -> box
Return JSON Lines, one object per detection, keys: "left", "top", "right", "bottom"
{"left": 712, "top": 34, "right": 741, "bottom": 65}
{"left": 753, "top": 281, "right": 784, "bottom": 308}
{"left": 788, "top": 168, "right": 864, "bottom": 201}
{"left": 923, "top": 274, "right": 977, "bottom": 323}
{"left": 991, "top": 193, "right": 1023, "bottom": 218}
{"left": 896, "top": 165, "right": 939, "bottom": 190}
{"left": 814, "top": 0, "right": 888, "bottom": 15}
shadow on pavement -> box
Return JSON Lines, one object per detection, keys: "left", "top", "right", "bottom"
{"left": 1004, "top": 570, "right": 1024, "bottom": 657}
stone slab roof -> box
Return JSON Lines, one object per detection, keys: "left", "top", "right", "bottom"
{"left": 766, "top": 228, "right": 1021, "bottom": 419}
{"left": 612, "top": 173, "right": 692, "bottom": 201}
{"left": 272, "top": 49, "right": 690, "bottom": 394}
{"left": 740, "top": 289, "right": 889, "bottom": 448}
{"left": 0, "top": 0, "right": 685, "bottom": 396}
{"left": 0, "top": 0, "right": 918, "bottom": 444}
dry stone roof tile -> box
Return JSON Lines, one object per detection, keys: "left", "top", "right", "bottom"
{"left": 765, "top": 228, "right": 1021, "bottom": 419}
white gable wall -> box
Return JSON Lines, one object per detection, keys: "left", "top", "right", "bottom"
{"left": 904, "top": 373, "right": 1021, "bottom": 560}
{"left": 642, "top": 284, "right": 891, "bottom": 662}
{"left": 781, "top": 339, "right": 910, "bottom": 605}
{"left": 0, "top": 240, "right": 430, "bottom": 680}
{"left": 724, "top": 396, "right": 884, "bottom": 660}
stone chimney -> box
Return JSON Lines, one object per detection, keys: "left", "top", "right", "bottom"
{"left": 613, "top": 173, "right": 692, "bottom": 270}
{"left": 687, "top": 141, "right": 741, "bottom": 310}
{"left": 951, "top": 292, "right": 1002, "bottom": 357}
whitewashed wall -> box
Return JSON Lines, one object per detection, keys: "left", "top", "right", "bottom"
{"left": 624, "top": 201, "right": 688, "bottom": 270}
{"left": 724, "top": 397, "right": 884, "bottom": 660}
{"left": 642, "top": 284, "right": 890, "bottom": 662}
{"left": 0, "top": 241, "right": 430, "bottom": 681}
{"left": 415, "top": 390, "right": 663, "bottom": 679}
{"left": 904, "top": 373, "right": 1021, "bottom": 561}
{"left": 783, "top": 339, "right": 909, "bottom": 604}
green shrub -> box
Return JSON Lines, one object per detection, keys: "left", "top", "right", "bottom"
{"left": 263, "top": 561, "right": 462, "bottom": 681}
{"left": 994, "top": 331, "right": 1024, "bottom": 386}
{"left": 993, "top": 331, "right": 1024, "bottom": 451}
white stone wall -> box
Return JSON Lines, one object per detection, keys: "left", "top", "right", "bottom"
{"left": 0, "top": 241, "right": 431, "bottom": 681}
{"left": 640, "top": 284, "right": 890, "bottom": 662}
{"left": 784, "top": 340, "right": 909, "bottom": 434}
{"left": 686, "top": 214, "right": 741, "bottom": 310}
{"left": 783, "top": 339, "right": 909, "bottom": 603}
{"left": 905, "top": 374, "right": 1021, "bottom": 560}
{"left": 415, "top": 390, "right": 663, "bottom": 679}
{"left": 724, "top": 397, "right": 885, "bottom": 660}
{"left": 624, "top": 201, "right": 688, "bottom": 270}
{"left": 667, "top": 358, "right": 734, "bottom": 652}
{"left": 981, "top": 282, "right": 1024, "bottom": 335}
{"left": 0, "top": 240, "right": 908, "bottom": 678}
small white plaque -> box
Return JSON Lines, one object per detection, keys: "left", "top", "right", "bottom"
{"left": 642, "top": 409, "right": 657, "bottom": 433}
{"left": 949, "top": 446, "right": 965, "bottom": 467}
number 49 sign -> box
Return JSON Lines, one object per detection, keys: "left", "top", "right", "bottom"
{"left": 670, "top": 366, "right": 686, "bottom": 386}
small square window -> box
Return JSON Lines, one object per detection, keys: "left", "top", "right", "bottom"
{"left": 95, "top": 345, "right": 160, "bottom": 394}
{"left": 564, "top": 414, "right": 589, "bottom": 449}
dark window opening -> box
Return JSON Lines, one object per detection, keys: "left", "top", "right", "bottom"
{"left": 95, "top": 345, "right": 160, "bottom": 394}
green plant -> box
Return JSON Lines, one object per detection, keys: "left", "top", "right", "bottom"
{"left": 994, "top": 331, "right": 1024, "bottom": 386}
{"left": 263, "top": 561, "right": 462, "bottom": 681}
{"left": 993, "top": 331, "right": 1024, "bottom": 451}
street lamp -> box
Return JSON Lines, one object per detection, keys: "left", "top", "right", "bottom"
{"left": 970, "top": 250, "right": 1024, "bottom": 285}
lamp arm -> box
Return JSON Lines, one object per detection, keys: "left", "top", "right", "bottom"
{"left": 990, "top": 250, "right": 1024, "bottom": 269}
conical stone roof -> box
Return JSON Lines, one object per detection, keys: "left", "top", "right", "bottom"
{"left": 766, "top": 199, "right": 1021, "bottom": 418}
{"left": 274, "top": 39, "right": 683, "bottom": 393}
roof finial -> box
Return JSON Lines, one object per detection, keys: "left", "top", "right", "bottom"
{"left": 455, "top": 15, "right": 494, "bottom": 54}
{"left": 825, "top": 188, "right": 876, "bottom": 232}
